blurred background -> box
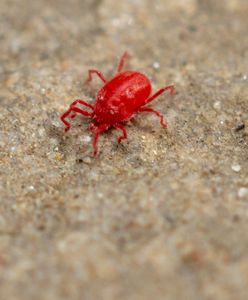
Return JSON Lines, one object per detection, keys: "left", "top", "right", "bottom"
{"left": 0, "top": 0, "right": 248, "bottom": 299}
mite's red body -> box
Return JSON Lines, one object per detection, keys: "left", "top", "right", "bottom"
{"left": 94, "top": 71, "right": 151, "bottom": 124}
{"left": 61, "top": 52, "right": 175, "bottom": 156}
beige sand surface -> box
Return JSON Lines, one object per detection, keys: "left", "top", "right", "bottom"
{"left": 0, "top": 1, "right": 248, "bottom": 299}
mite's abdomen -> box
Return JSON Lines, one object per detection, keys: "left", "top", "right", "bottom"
{"left": 94, "top": 71, "right": 151, "bottom": 124}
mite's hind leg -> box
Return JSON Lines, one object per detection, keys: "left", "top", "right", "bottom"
{"left": 117, "top": 51, "right": 130, "bottom": 73}
{"left": 114, "top": 123, "right": 127, "bottom": 143}
{"left": 137, "top": 107, "right": 167, "bottom": 128}
{"left": 144, "top": 84, "right": 176, "bottom": 105}
{"left": 86, "top": 69, "right": 107, "bottom": 83}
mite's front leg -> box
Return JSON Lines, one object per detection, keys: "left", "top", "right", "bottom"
{"left": 86, "top": 69, "right": 107, "bottom": 83}
{"left": 60, "top": 107, "right": 93, "bottom": 132}
{"left": 117, "top": 51, "right": 130, "bottom": 73}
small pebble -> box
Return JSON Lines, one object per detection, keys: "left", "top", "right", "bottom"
{"left": 213, "top": 101, "right": 221, "bottom": 110}
{"left": 112, "top": 18, "right": 121, "bottom": 27}
{"left": 97, "top": 192, "right": 104, "bottom": 199}
{"left": 82, "top": 156, "right": 92, "bottom": 164}
{"left": 231, "top": 164, "right": 241, "bottom": 172}
{"left": 153, "top": 62, "right": 160, "bottom": 69}
{"left": 79, "top": 135, "right": 91, "bottom": 144}
{"left": 28, "top": 185, "right": 35, "bottom": 191}
{"left": 112, "top": 15, "right": 133, "bottom": 27}
{"left": 238, "top": 188, "right": 248, "bottom": 198}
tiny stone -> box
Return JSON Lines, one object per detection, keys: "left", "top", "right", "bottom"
{"left": 79, "top": 135, "right": 91, "bottom": 144}
{"left": 38, "top": 128, "right": 45, "bottom": 137}
{"left": 238, "top": 188, "right": 248, "bottom": 198}
{"left": 28, "top": 185, "right": 35, "bottom": 191}
{"left": 82, "top": 156, "right": 92, "bottom": 164}
{"left": 242, "top": 75, "right": 247, "bottom": 81}
{"left": 97, "top": 192, "right": 104, "bottom": 198}
{"left": 231, "top": 164, "right": 241, "bottom": 172}
{"left": 213, "top": 101, "right": 221, "bottom": 110}
{"left": 112, "top": 18, "right": 121, "bottom": 27}
{"left": 153, "top": 61, "right": 160, "bottom": 69}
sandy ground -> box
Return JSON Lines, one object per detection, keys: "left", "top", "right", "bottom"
{"left": 0, "top": 0, "right": 248, "bottom": 299}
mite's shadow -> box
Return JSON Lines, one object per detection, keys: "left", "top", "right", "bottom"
{"left": 44, "top": 112, "right": 93, "bottom": 159}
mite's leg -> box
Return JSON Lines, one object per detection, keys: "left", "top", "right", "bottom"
{"left": 70, "top": 99, "right": 94, "bottom": 110}
{"left": 117, "top": 51, "right": 130, "bottom": 73}
{"left": 91, "top": 124, "right": 108, "bottom": 156}
{"left": 137, "top": 107, "right": 167, "bottom": 128}
{"left": 114, "top": 123, "right": 127, "bottom": 143}
{"left": 144, "top": 84, "right": 176, "bottom": 105}
{"left": 61, "top": 107, "right": 92, "bottom": 132}
{"left": 60, "top": 110, "right": 72, "bottom": 131}
{"left": 87, "top": 69, "right": 107, "bottom": 83}
{"left": 69, "top": 99, "right": 94, "bottom": 119}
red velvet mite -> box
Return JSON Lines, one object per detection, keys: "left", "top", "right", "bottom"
{"left": 60, "top": 52, "right": 176, "bottom": 156}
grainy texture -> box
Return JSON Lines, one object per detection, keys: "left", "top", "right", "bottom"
{"left": 0, "top": 0, "right": 248, "bottom": 299}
